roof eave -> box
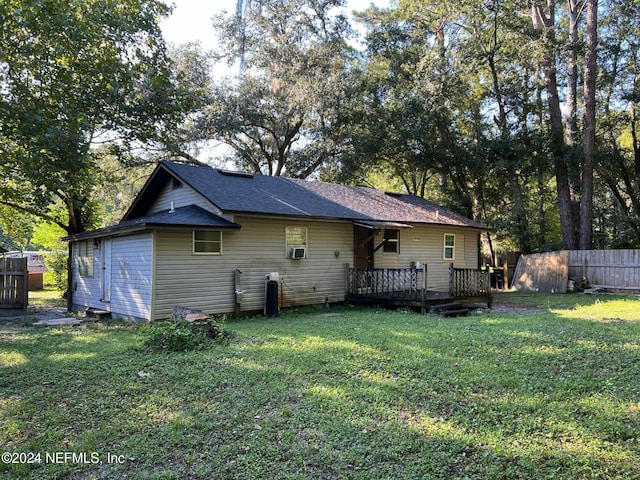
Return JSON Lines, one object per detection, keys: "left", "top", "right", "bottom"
{"left": 62, "top": 221, "right": 241, "bottom": 242}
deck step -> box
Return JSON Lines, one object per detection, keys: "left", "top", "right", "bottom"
{"left": 438, "top": 308, "right": 471, "bottom": 318}
{"left": 85, "top": 308, "right": 111, "bottom": 319}
{"left": 432, "top": 303, "right": 472, "bottom": 317}
{"left": 432, "top": 302, "right": 463, "bottom": 310}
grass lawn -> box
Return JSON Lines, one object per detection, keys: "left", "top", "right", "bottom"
{"left": 1, "top": 293, "right": 640, "bottom": 479}
{"left": 26, "top": 287, "right": 67, "bottom": 310}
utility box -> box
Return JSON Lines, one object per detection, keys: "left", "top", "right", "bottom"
{"left": 265, "top": 280, "right": 279, "bottom": 317}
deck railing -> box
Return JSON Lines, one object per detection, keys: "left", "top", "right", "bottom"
{"left": 346, "top": 266, "right": 426, "bottom": 300}
{"left": 449, "top": 264, "right": 491, "bottom": 297}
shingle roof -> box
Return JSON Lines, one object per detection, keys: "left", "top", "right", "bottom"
{"left": 64, "top": 205, "right": 239, "bottom": 241}
{"left": 157, "top": 162, "right": 485, "bottom": 229}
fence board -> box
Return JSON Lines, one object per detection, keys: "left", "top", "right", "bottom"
{"left": 512, "top": 251, "right": 569, "bottom": 293}
{"left": 568, "top": 249, "right": 640, "bottom": 290}
{"left": 0, "top": 257, "right": 28, "bottom": 314}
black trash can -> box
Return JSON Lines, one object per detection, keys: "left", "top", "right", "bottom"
{"left": 265, "top": 280, "right": 279, "bottom": 317}
{"left": 492, "top": 269, "right": 504, "bottom": 289}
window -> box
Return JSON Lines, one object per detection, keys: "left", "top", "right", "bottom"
{"left": 444, "top": 234, "right": 455, "bottom": 260}
{"left": 193, "top": 231, "right": 222, "bottom": 255}
{"left": 286, "top": 226, "right": 307, "bottom": 258}
{"left": 383, "top": 229, "right": 400, "bottom": 253}
{"left": 78, "top": 240, "right": 94, "bottom": 278}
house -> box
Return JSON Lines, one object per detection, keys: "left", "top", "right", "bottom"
{"left": 2, "top": 251, "right": 49, "bottom": 290}
{"left": 25, "top": 252, "right": 48, "bottom": 290}
{"left": 64, "top": 162, "right": 489, "bottom": 321}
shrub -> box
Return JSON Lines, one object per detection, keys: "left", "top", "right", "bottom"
{"left": 141, "top": 317, "right": 233, "bottom": 352}
{"left": 43, "top": 251, "right": 68, "bottom": 290}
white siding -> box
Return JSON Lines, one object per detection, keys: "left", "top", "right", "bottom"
{"left": 376, "top": 225, "right": 480, "bottom": 292}
{"left": 153, "top": 217, "right": 354, "bottom": 319}
{"left": 147, "top": 180, "right": 222, "bottom": 216}
{"left": 71, "top": 240, "right": 103, "bottom": 311}
{"left": 71, "top": 234, "right": 153, "bottom": 321}
{"left": 109, "top": 233, "right": 153, "bottom": 321}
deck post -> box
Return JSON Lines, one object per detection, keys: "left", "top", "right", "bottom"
{"left": 344, "top": 263, "right": 349, "bottom": 292}
{"left": 234, "top": 269, "right": 242, "bottom": 315}
{"left": 503, "top": 261, "right": 509, "bottom": 290}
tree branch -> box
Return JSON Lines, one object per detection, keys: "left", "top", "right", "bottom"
{"left": 0, "top": 200, "right": 69, "bottom": 233}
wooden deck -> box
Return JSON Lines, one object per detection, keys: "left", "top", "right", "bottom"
{"left": 345, "top": 265, "right": 492, "bottom": 313}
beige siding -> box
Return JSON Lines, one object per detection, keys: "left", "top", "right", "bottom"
{"left": 147, "top": 180, "right": 222, "bottom": 216}
{"left": 152, "top": 217, "right": 354, "bottom": 319}
{"left": 376, "top": 225, "right": 480, "bottom": 292}
{"left": 109, "top": 234, "right": 153, "bottom": 320}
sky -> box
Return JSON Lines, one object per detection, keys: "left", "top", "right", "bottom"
{"left": 159, "top": 0, "right": 391, "bottom": 163}
{"left": 160, "top": 0, "right": 391, "bottom": 50}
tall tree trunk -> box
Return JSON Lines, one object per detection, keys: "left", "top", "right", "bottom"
{"left": 633, "top": 102, "right": 640, "bottom": 176}
{"left": 537, "top": 162, "right": 547, "bottom": 248}
{"left": 566, "top": 0, "right": 580, "bottom": 146}
{"left": 532, "top": 0, "right": 579, "bottom": 249}
{"left": 579, "top": 0, "right": 597, "bottom": 250}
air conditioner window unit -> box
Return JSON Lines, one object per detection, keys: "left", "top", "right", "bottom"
{"left": 289, "top": 246, "right": 306, "bottom": 259}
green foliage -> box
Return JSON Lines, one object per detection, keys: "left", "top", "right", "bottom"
{"left": 0, "top": 0, "right": 185, "bottom": 234}
{"left": 0, "top": 206, "right": 35, "bottom": 250}
{"left": 141, "top": 318, "right": 233, "bottom": 352}
{"left": 42, "top": 253, "right": 68, "bottom": 291}
{"left": 188, "top": 0, "right": 355, "bottom": 177}
{"left": 30, "top": 219, "right": 68, "bottom": 290}
{"left": 340, "top": 0, "right": 640, "bottom": 251}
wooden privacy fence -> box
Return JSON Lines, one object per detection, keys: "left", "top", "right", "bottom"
{"left": 512, "top": 249, "right": 640, "bottom": 293}
{"left": 0, "top": 257, "right": 28, "bottom": 315}
{"left": 346, "top": 266, "right": 426, "bottom": 300}
{"left": 511, "top": 251, "right": 569, "bottom": 293}
{"left": 449, "top": 265, "right": 491, "bottom": 297}
{"left": 568, "top": 249, "right": 640, "bottom": 290}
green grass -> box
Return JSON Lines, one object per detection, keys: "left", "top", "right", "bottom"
{"left": 1, "top": 294, "right": 640, "bottom": 479}
{"left": 27, "top": 288, "right": 66, "bottom": 309}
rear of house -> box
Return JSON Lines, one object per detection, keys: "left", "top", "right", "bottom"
{"left": 67, "top": 162, "right": 487, "bottom": 321}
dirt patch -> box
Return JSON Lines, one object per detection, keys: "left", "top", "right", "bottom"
{"left": 490, "top": 303, "right": 543, "bottom": 315}
{"left": 600, "top": 317, "right": 634, "bottom": 324}
{"left": 0, "top": 306, "right": 79, "bottom": 328}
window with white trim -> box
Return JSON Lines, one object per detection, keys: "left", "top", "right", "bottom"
{"left": 383, "top": 229, "right": 400, "bottom": 253}
{"left": 193, "top": 231, "right": 222, "bottom": 255}
{"left": 444, "top": 233, "right": 455, "bottom": 260}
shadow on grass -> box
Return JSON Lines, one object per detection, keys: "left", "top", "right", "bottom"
{"left": 1, "top": 297, "right": 639, "bottom": 479}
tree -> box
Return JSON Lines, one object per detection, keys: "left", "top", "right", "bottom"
{"left": 594, "top": 0, "right": 640, "bottom": 246}
{"left": 0, "top": 0, "right": 183, "bottom": 234}
{"left": 187, "top": 0, "right": 355, "bottom": 177}
{"left": 346, "top": 0, "right": 559, "bottom": 257}
{"left": 531, "top": 0, "right": 580, "bottom": 249}
{"left": 580, "top": 0, "right": 597, "bottom": 249}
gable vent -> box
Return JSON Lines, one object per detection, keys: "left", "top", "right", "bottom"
{"left": 218, "top": 169, "right": 254, "bottom": 179}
